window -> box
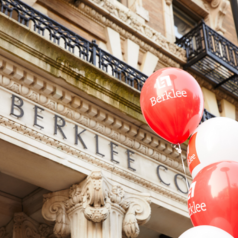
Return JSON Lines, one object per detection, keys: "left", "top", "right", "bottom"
{"left": 173, "top": 4, "right": 198, "bottom": 40}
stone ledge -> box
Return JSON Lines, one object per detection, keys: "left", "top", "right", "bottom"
{"left": 0, "top": 13, "right": 143, "bottom": 122}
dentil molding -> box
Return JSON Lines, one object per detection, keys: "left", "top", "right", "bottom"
{"left": 42, "top": 170, "right": 151, "bottom": 238}
{"left": 0, "top": 57, "right": 189, "bottom": 175}
{"left": 0, "top": 113, "right": 188, "bottom": 205}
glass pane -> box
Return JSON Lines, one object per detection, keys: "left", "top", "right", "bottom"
{"left": 173, "top": 6, "right": 197, "bottom": 39}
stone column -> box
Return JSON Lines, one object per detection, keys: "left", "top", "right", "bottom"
{"left": 42, "top": 170, "right": 151, "bottom": 238}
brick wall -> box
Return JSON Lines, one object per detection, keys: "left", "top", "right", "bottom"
{"left": 143, "top": 0, "right": 166, "bottom": 37}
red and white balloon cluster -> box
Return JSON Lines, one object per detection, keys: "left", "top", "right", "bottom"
{"left": 184, "top": 117, "right": 238, "bottom": 237}
{"left": 140, "top": 68, "right": 238, "bottom": 237}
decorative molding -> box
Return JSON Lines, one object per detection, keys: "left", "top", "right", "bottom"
{"left": 206, "top": 0, "right": 230, "bottom": 35}
{"left": 0, "top": 114, "right": 188, "bottom": 205}
{"left": 42, "top": 170, "right": 151, "bottom": 238}
{"left": 0, "top": 57, "right": 189, "bottom": 175}
{"left": 215, "top": 0, "right": 229, "bottom": 34}
{"left": 56, "top": 0, "right": 185, "bottom": 67}
{"left": 0, "top": 227, "right": 11, "bottom": 238}
{"left": 12, "top": 212, "right": 55, "bottom": 238}
{"left": 128, "top": 0, "right": 149, "bottom": 21}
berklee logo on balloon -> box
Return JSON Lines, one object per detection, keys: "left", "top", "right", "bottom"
{"left": 150, "top": 89, "right": 187, "bottom": 107}
{"left": 187, "top": 132, "right": 201, "bottom": 174}
{"left": 188, "top": 181, "right": 207, "bottom": 217}
{"left": 188, "top": 181, "right": 196, "bottom": 200}
{"left": 154, "top": 75, "right": 172, "bottom": 89}
{"left": 151, "top": 75, "right": 188, "bottom": 107}
{"left": 188, "top": 202, "right": 207, "bottom": 216}
{"left": 188, "top": 154, "right": 196, "bottom": 167}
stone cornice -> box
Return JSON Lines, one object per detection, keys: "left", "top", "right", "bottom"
{"left": 0, "top": 114, "right": 188, "bottom": 205}
{"left": 0, "top": 15, "right": 189, "bottom": 173}
{"left": 0, "top": 54, "right": 189, "bottom": 174}
{"left": 39, "top": 0, "right": 185, "bottom": 67}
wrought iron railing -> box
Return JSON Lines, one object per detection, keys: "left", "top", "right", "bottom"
{"left": 0, "top": 0, "right": 216, "bottom": 122}
{"left": 0, "top": 0, "right": 147, "bottom": 91}
{"left": 176, "top": 21, "right": 238, "bottom": 98}
{"left": 200, "top": 109, "right": 215, "bottom": 123}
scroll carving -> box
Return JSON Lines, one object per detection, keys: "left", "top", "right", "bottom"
{"left": 42, "top": 170, "right": 151, "bottom": 238}
{"left": 215, "top": 0, "right": 229, "bottom": 34}
{"left": 206, "top": 0, "right": 230, "bottom": 35}
{"left": 42, "top": 191, "right": 70, "bottom": 237}
{"left": 76, "top": 0, "right": 186, "bottom": 63}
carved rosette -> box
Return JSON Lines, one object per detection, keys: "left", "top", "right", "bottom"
{"left": 42, "top": 170, "right": 151, "bottom": 238}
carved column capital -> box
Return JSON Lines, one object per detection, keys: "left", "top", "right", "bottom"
{"left": 0, "top": 212, "right": 55, "bottom": 238}
{"left": 42, "top": 170, "right": 151, "bottom": 238}
{"left": 0, "top": 227, "right": 10, "bottom": 238}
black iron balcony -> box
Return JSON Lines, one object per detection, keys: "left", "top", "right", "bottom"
{"left": 0, "top": 0, "right": 147, "bottom": 91}
{"left": 200, "top": 109, "right": 215, "bottom": 123}
{"left": 0, "top": 0, "right": 215, "bottom": 122}
{"left": 176, "top": 21, "right": 238, "bottom": 98}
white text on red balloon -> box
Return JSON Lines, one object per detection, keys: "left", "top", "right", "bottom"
{"left": 150, "top": 89, "right": 187, "bottom": 107}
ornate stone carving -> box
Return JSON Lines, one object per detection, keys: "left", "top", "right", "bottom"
{"left": 0, "top": 227, "right": 9, "bottom": 238}
{"left": 70, "top": 0, "right": 185, "bottom": 65}
{"left": 0, "top": 221, "right": 13, "bottom": 238}
{"left": 42, "top": 191, "right": 70, "bottom": 237}
{"left": 0, "top": 59, "right": 190, "bottom": 207}
{"left": 206, "top": 0, "right": 229, "bottom": 35}
{"left": 215, "top": 0, "right": 229, "bottom": 34}
{"left": 10, "top": 212, "right": 55, "bottom": 238}
{"left": 42, "top": 170, "right": 151, "bottom": 238}
{"left": 128, "top": 0, "right": 149, "bottom": 21}
{"left": 0, "top": 60, "right": 190, "bottom": 177}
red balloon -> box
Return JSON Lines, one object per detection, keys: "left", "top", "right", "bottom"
{"left": 188, "top": 161, "right": 238, "bottom": 237}
{"left": 140, "top": 68, "right": 204, "bottom": 144}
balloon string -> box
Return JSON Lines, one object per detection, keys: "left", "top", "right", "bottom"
{"left": 174, "top": 144, "right": 190, "bottom": 191}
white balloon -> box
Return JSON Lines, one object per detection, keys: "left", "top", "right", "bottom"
{"left": 179, "top": 226, "right": 234, "bottom": 238}
{"left": 187, "top": 117, "right": 238, "bottom": 178}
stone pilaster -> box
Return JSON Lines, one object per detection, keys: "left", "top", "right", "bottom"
{"left": 42, "top": 170, "right": 151, "bottom": 238}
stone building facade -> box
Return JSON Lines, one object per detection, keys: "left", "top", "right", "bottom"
{"left": 0, "top": 0, "right": 237, "bottom": 237}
